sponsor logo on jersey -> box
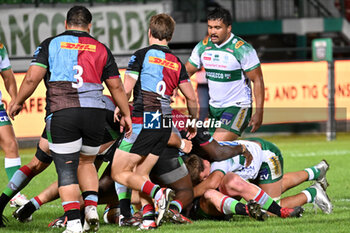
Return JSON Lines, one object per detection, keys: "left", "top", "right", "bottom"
{"left": 235, "top": 41, "right": 244, "bottom": 49}
{"left": 149, "top": 56, "right": 179, "bottom": 71}
{"left": 258, "top": 168, "right": 269, "bottom": 180}
{"left": 221, "top": 112, "right": 234, "bottom": 125}
{"left": 144, "top": 111, "right": 161, "bottom": 129}
{"left": 270, "top": 156, "right": 281, "bottom": 175}
{"left": 205, "top": 47, "right": 212, "bottom": 50}
{"left": 61, "top": 42, "right": 96, "bottom": 52}
{"left": 203, "top": 36, "right": 209, "bottom": 45}
{"left": 203, "top": 56, "right": 211, "bottom": 61}
{"left": 226, "top": 48, "right": 233, "bottom": 53}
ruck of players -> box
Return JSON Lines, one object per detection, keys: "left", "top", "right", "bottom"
{"left": 0, "top": 5, "right": 332, "bottom": 233}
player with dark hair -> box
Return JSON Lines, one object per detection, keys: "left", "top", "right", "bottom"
{"left": 8, "top": 5, "right": 131, "bottom": 233}
{"left": 186, "top": 7, "right": 265, "bottom": 141}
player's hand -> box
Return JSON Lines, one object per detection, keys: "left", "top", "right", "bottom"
{"left": 180, "top": 139, "right": 192, "bottom": 154}
{"left": 119, "top": 115, "right": 132, "bottom": 138}
{"left": 243, "top": 150, "right": 253, "bottom": 167}
{"left": 248, "top": 111, "right": 263, "bottom": 133}
{"left": 8, "top": 102, "right": 22, "bottom": 120}
{"left": 186, "top": 125, "right": 197, "bottom": 140}
{"left": 114, "top": 107, "right": 120, "bottom": 122}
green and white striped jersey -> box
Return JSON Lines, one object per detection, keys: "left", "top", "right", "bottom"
{"left": 0, "top": 43, "right": 12, "bottom": 105}
{"left": 188, "top": 33, "right": 260, "bottom": 108}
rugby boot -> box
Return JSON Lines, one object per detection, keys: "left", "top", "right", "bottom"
{"left": 0, "top": 215, "right": 8, "bottom": 227}
{"left": 314, "top": 160, "right": 330, "bottom": 190}
{"left": 48, "top": 215, "right": 67, "bottom": 228}
{"left": 280, "top": 206, "right": 304, "bottom": 218}
{"left": 12, "top": 204, "right": 33, "bottom": 222}
{"left": 137, "top": 220, "right": 157, "bottom": 230}
{"left": 63, "top": 219, "right": 83, "bottom": 233}
{"left": 119, "top": 214, "right": 141, "bottom": 227}
{"left": 165, "top": 208, "right": 192, "bottom": 224}
{"left": 311, "top": 182, "right": 333, "bottom": 214}
{"left": 10, "top": 193, "right": 29, "bottom": 208}
{"left": 83, "top": 205, "right": 99, "bottom": 232}
{"left": 155, "top": 188, "right": 175, "bottom": 226}
{"left": 246, "top": 200, "right": 268, "bottom": 221}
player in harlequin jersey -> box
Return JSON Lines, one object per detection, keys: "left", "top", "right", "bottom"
{"left": 110, "top": 13, "right": 198, "bottom": 230}
{"left": 185, "top": 7, "right": 265, "bottom": 141}
{"left": 8, "top": 6, "right": 131, "bottom": 233}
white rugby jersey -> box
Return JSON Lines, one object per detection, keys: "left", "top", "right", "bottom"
{"left": 0, "top": 43, "right": 12, "bottom": 105}
{"left": 188, "top": 33, "right": 260, "bottom": 108}
{"left": 211, "top": 140, "right": 263, "bottom": 180}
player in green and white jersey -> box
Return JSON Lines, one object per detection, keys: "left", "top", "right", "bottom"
{"left": 0, "top": 42, "right": 28, "bottom": 210}
{"left": 185, "top": 7, "right": 264, "bottom": 141}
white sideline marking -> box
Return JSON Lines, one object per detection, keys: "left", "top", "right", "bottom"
{"left": 286, "top": 149, "right": 350, "bottom": 157}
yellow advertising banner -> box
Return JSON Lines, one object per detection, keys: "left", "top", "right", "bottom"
{"left": 1, "top": 61, "right": 349, "bottom": 138}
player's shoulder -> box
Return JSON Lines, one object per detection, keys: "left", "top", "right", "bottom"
{"left": 230, "top": 35, "right": 254, "bottom": 51}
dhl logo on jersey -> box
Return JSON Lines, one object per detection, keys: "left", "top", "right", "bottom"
{"left": 60, "top": 42, "right": 96, "bottom": 52}
{"left": 149, "top": 56, "right": 179, "bottom": 71}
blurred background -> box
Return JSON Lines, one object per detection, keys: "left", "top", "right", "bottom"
{"left": 0, "top": 0, "right": 349, "bottom": 142}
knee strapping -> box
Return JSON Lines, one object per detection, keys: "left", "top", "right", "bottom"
{"left": 52, "top": 151, "right": 79, "bottom": 187}
{"left": 35, "top": 144, "right": 52, "bottom": 164}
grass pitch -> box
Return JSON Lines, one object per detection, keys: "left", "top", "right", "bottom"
{"left": 1, "top": 133, "right": 350, "bottom": 232}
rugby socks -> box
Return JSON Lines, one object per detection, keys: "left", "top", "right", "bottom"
{"left": 4, "top": 157, "right": 21, "bottom": 181}
{"left": 254, "top": 189, "right": 281, "bottom": 217}
{"left": 63, "top": 201, "right": 81, "bottom": 224}
{"left": 220, "top": 195, "right": 247, "bottom": 215}
{"left": 302, "top": 187, "right": 317, "bottom": 203}
{"left": 3, "top": 165, "right": 34, "bottom": 198}
{"left": 141, "top": 180, "right": 161, "bottom": 199}
{"left": 169, "top": 200, "right": 183, "bottom": 213}
{"left": 82, "top": 191, "right": 98, "bottom": 207}
{"left": 304, "top": 166, "right": 320, "bottom": 180}
{"left": 30, "top": 196, "right": 43, "bottom": 210}
{"left": 115, "top": 182, "right": 132, "bottom": 217}
{"left": 142, "top": 204, "right": 156, "bottom": 222}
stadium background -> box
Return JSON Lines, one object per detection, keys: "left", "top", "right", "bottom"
{"left": 0, "top": 1, "right": 350, "bottom": 233}
{"left": 1, "top": 0, "right": 350, "bottom": 143}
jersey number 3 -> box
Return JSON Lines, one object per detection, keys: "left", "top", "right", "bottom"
{"left": 72, "top": 65, "right": 83, "bottom": 88}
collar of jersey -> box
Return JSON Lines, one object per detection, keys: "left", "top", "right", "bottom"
{"left": 213, "top": 33, "right": 234, "bottom": 49}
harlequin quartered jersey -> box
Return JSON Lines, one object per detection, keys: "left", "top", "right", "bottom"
{"left": 188, "top": 33, "right": 261, "bottom": 108}
{"left": 31, "top": 30, "right": 120, "bottom": 115}
{"left": 0, "top": 43, "right": 12, "bottom": 105}
{"left": 125, "top": 44, "right": 189, "bottom": 117}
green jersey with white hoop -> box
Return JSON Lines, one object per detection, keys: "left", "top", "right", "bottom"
{"left": 188, "top": 33, "right": 260, "bottom": 108}
{"left": 0, "top": 43, "right": 12, "bottom": 105}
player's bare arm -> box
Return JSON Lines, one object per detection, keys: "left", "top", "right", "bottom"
{"left": 245, "top": 66, "right": 264, "bottom": 132}
{"left": 178, "top": 81, "right": 198, "bottom": 139}
{"left": 185, "top": 61, "right": 199, "bottom": 78}
{"left": 1, "top": 68, "right": 17, "bottom": 105}
{"left": 105, "top": 78, "right": 132, "bottom": 137}
{"left": 9, "top": 65, "right": 46, "bottom": 120}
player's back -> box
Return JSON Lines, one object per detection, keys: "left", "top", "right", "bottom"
{"left": 32, "top": 30, "right": 118, "bottom": 114}
{"left": 127, "top": 44, "right": 188, "bottom": 117}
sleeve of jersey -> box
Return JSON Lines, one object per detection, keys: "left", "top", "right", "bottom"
{"left": 101, "top": 48, "right": 120, "bottom": 81}
{"left": 187, "top": 42, "right": 202, "bottom": 69}
{"left": 30, "top": 39, "right": 50, "bottom": 69}
{"left": 178, "top": 62, "right": 190, "bottom": 84}
{"left": 210, "top": 161, "right": 228, "bottom": 175}
{"left": 0, "top": 45, "right": 11, "bottom": 71}
{"left": 125, "top": 52, "right": 141, "bottom": 81}
{"left": 238, "top": 44, "right": 260, "bottom": 72}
